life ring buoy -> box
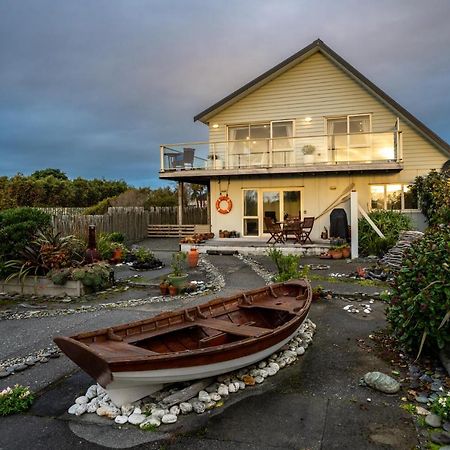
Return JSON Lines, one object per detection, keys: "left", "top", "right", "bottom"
{"left": 216, "top": 195, "right": 232, "bottom": 214}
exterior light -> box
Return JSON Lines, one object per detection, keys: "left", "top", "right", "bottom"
{"left": 304, "top": 117, "right": 312, "bottom": 123}
{"left": 212, "top": 123, "right": 219, "bottom": 128}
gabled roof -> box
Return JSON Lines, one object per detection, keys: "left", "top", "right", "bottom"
{"left": 194, "top": 39, "right": 450, "bottom": 157}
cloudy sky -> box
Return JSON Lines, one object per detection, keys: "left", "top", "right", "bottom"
{"left": 1, "top": 0, "right": 449, "bottom": 187}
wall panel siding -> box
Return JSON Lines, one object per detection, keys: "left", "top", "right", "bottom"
{"left": 207, "top": 52, "right": 447, "bottom": 173}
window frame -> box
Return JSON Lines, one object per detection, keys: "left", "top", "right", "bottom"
{"left": 369, "top": 183, "right": 419, "bottom": 212}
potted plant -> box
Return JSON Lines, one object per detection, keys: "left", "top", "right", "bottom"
{"left": 159, "top": 279, "right": 169, "bottom": 295}
{"left": 302, "top": 144, "right": 316, "bottom": 164}
{"left": 167, "top": 252, "right": 188, "bottom": 288}
{"left": 341, "top": 244, "right": 351, "bottom": 258}
{"left": 328, "top": 245, "right": 343, "bottom": 259}
{"left": 168, "top": 284, "right": 178, "bottom": 296}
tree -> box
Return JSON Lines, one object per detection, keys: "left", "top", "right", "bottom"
{"left": 31, "top": 168, "right": 68, "bottom": 180}
{"left": 189, "top": 184, "right": 207, "bottom": 208}
{"left": 144, "top": 187, "right": 177, "bottom": 207}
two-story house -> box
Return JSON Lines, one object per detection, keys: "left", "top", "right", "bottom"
{"left": 159, "top": 39, "right": 449, "bottom": 242}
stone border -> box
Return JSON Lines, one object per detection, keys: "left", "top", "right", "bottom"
{"left": 0, "top": 277, "right": 85, "bottom": 297}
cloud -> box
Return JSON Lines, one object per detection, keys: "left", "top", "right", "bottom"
{"left": 0, "top": 0, "right": 448, "bottom": 186}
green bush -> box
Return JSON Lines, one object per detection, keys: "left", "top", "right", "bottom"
{"left": 71, "top": 263, "right": 112, "bottom": 292}
{"left": 83, "top": 198, "right": 113, "bottom": 215}
{"left": 386, "top": 224, "right": 450, "bottom": 354}
{"left": 0, "top": 385, "right": 34, "bottom": 416}
{"left": 97, "top": 233, "right": 127, "bottom": 260}
{"left": 267, "top": 248, "right": 309, "bottom": 282}
{"left": 358, "top": 210, "right": 412, "bottom": 256}
{"left": 0, "top": 208, "right": 51, "bottom": 263}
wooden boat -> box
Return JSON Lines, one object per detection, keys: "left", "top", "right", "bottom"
{"left": 54, "top": 279, "right": 312, "bottom": 406}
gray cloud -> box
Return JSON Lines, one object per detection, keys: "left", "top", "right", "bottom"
{"left": 0, "top": 0, "right": 449, "bottom": 186}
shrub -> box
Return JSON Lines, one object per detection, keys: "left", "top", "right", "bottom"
{"left": 410, "top": 170, "right": 450, "bottom": 225}
{"left": 431, "top": 392, "right": 450, "bottom": 421}
{"left": 267, "top": 248, "right": 309, "bottom": 282}
{"left": 0, "top": 385, "right": 34, "bottom": 416}
{"left": 386, "top": 224, "right": 450, "bottom": 355}
{"left": 358, "top": 210, "right": 412, "bottom": 256}
{"left": 0, "top": 208, "right": 51, "bottom": 263}
{"left": 83, "top": 198, "right": 113, "bottom": 215}
{"left": 71, "top": 262, "right": 112, "bottom": 292}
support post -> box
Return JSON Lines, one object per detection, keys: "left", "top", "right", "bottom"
{"left": 206, "top": 182, "right": 211, "bottom": 231}
{"left": 350, "top": 190, "right": 358, "bottom": 259}
{"left": 160, "top": 146, "right": 165, "bottom": 172}
{"left": 178, "top": 181, "right": 183, "bottom": 226}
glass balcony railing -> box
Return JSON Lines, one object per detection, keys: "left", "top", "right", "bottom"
{"left": 160, "top": 131, "right": 402, "bottom": 172}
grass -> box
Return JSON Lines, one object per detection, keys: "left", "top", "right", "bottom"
{"left": 308, "top": 273, "right": 386, "bottom": 287}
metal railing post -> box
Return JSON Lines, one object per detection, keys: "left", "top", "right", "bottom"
{"left": 160, "top": 146, "right": 165, "bottom": 172}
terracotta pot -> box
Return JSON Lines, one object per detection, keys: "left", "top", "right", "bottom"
{"left": 187, "top": 247, "right": 199, "bottom": 268}
{"left": 112, "top": 247, "right": 123, "bottom": 263}
{"left": 168, "top": 285, "right": 178, "bottom": 296}
{"left": 159, "top": 283, "right": 169, "bottom": 295}
{"left": 341, "top": 247, "right": 350, "bottom": 258}
{"left": 330, "top": 249, "right": 343, "bottom": 259}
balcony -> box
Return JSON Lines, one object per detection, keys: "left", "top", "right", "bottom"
{"left": 159, "top": 130, "right": 403, "bottom": 181}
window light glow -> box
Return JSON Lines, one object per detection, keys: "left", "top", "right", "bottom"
{"left": 212, "top": 123, "right": 219, "bottom": 128}
{"left": 304, "top": 117, "right": 312, "bottom": 123}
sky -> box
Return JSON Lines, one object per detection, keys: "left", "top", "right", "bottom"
{"left": 0, "top": 0, "right": 449, "bottom": 187}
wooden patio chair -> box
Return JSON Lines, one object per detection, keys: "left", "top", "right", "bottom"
{"left": 297, "top": 216, "right": 315, "bottom": 244}
{"left": 264, "top": 217, "right": 285, "bottom": 244}
{"left": 283, "top": 217, "right": 301, "bottom": 241}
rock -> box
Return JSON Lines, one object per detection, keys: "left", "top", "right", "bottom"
{"left": 75, "top": 396, "right": 89, "bottom": 405}
{"left": 296, "top": 347, "right": 305, "bottom": 356}
{"left": 431, "top": 381, "right": 443, "bottom": 392}
{"left": 217, "top": 384, "right": 229, "bottom": 396}
{"left": 179, "top": 402, "right": 192, "bottom": 414}
{"left": 87, "top": 401, "right": 99, "bottom": 413}
{"left": 425, "top": 413, "right": 442, "bottom": 428}
{"left": 268, "top": 362, "right": 280, "bottom": 371}
{"left": 192, "top": 401, "right": 205, "bottom": 414}
{"left": 431, "top": 431, "right": 450, "bottom": 445}
{"left": 363, "top": 372, "right": 400, "bottom": 394}
{"left": 133, "top": 407, "right": 141, "bottom": 415}
{"left": 114, "top": 415, "right": 128, "bottom": 424}
{"left": 40, "top": 357, "right": 49, "bottom": 363}
{"left": 0, "top": 370, "right": 10, "bottom": 378}
{"left": 205, "top": 401, "right": 216, "bottom": 410}
{"left": 238, "top": 381, "right": 246, "bottom": 390}
{"left": 128, "top": 413, "right": 146, "bottom": 425}
{"left": 205, "top": 383, "right": 219, "bottom": 393}
{"left": 141, "top": 417, "right": 161, "bottom": 428}
{"left": 258, "top": 361, "right": 267, "bottom": 369}
{"left": 419, "top": 374, "right": 433, "bottom": 383}
{"left": 86, "top": 385, "right": 97, "bottom": 400}
{"left": 161, "top": 414, "right": 177, "bottom": 424}
{"left": 255, "top": 375, "right": 264, "bottom": 384}
{"left": 243, "top": 375, "right": 255, "bottom": 386}
{"left": 74, "top": 404, "right": 88, "bottom": 416}
{"left": 25, "top": 357, "right": 38, "bottom": 366}
{"left": 259, "top": 369, "right": 269, "bottom": 378}
{"left": 415, "top": 395, "right": 429, "bottom": 404}
{"left": 96, "top": 385, "right": 106, "bottom": 396}
{"left": 96, "top": 405, "right": 120, "bottom": 419}
{"left": 68, "top": 404, "right": 79, "bottom": 415}
{"left": 266, "top": 367, "right": 277, "bottom": 376}
{"left": 121, "top": 404, "right": 134, "bottom": 416}
{"left": 228, "top": 383, "right": 237, "bottom": 393}
{"left": 151, "top": 409, "right": 167, "bottom": 419}
{"left": 444, "top": 422, "right": 450, "bottom": 432}
{"left": 210, "top": 393, "right": 221, "bottom": 401}
{"left": 169, "top": 405, "right": 180, "bottom": 416}
{"left": 198, "top": 390, "right": 211, "bottom": 402}
{"left": 12, "top": 364, "right": 28, "bottom": 372}
{"left": 415, "top": 406, "right": 430, "bottom": 416}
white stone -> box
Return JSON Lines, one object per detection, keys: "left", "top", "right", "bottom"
{"left": 87, "top": 400, "right": 99, "bottom": 413}
{"left": 133, "top": 407, "right": 142, "bottom": 415}
{"left": 102, "top": 394, "right": 110, "bottom": 403}
{"left": 192, "top": 401, "right": 205, "bottom": 414}
{"left": 238, "top": 381, "right": 246, "bottom": 390}
{"left": 114, "top": 415, "right": 128, "bottom": 424}
{"left": 74, "top": 404, "right": 88, "bottom": 416}
{"left": 205, "top": 401, "right": 216, "bottom": 410}
{"left": 96, "top": 385, "right": 106, "bottom": 396}
{"left": 268, "top": 362, "right": 280, "bottom": 371}
{"left": 141, "top": 417, "right": 161, "bottom": 428}
{"left": 128, "top": 413, "right": 146, "bottom": 425}
{"left": 180, "top": 402, "right": 192, "bottom": 414}
{"left": 161, "top": 414, "right": 178, "bottom": 424}
{"left": 86, "top": 385, "right": 97, "bottom": 400}
{"left": 266, "top": 367, "right": 277, "bottom": 376}
{"left": 218, "top": 384, "right": 229, "bottom": 397}
{"left": 296, "top": 347, "right": 305, "bottom": 356}
{"left": 210, "top": 393, "right": 221, "bottom": 401}
{"left": 258, "top": 361, "right": 267, "bottom": 369}
{"left": 233, "top": 382, "right": 240, "bottom": 391}
{"left": 228, "top": 383, "right": 237, "bottom": 393}
{"left": 75, "top": 396, "right": 89, "bottom": 405}
{"left": 169, "top": 405, "right": 180, "bottom": 416}
{"left": 151, "top": 409, "right": 167, "bottom": 419}
{"left": 198, "top": 390, "right": 211, "bottom": 402}
{"left": 121, "top": 404, "right": 134, "bottom": 416}
{"left": 96, "top": 405, "right": 120, "bottom": 419}
{"left": 284, "top": 350, "right": 297, "bottom": 358}
{"left": 260, "top": 369, "right": 269, "bottom": 378}
{"left": 249, "top": 369, "right": 260, "bottom": 377}
{"left": 68, "top": 404, "right": 78, "bottom": 415}
{"left": 255, "top": 376, "right": 264, "bottom": 384}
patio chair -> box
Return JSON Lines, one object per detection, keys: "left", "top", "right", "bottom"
{"left": 283, "top": 217, "right": 301, "bottom": 241}
{"left": 297, "top": 216, "right": 315, "bottom": 244}
{"left": 264, "top": 217, "right": 285, "bottom": 244}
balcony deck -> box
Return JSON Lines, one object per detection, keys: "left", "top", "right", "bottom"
{"left": 159, "top": 130, "right": 403, "bottom": 182}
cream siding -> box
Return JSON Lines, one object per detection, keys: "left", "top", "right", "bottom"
{"left": 207, "top": 52, "right": 447, "bottom": 175}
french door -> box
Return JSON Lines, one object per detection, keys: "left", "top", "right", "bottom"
{"left": 242, "top": 189, "right": 302, "bottom": 237}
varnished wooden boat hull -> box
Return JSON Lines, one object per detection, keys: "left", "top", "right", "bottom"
{"left": 54, "top": 280, "right": 312, "bottom": 406}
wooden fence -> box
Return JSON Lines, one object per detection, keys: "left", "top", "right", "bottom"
{"left": 48, "top": 206, "right": 208, "bottom": 242}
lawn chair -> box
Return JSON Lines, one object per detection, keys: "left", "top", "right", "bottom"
{"left": 264, "top": 217, "right": 285, "bottom": 244}
{"left": 297, "top": 216, "right": 315, "bottom": 244}
{"left": 283, "top": 217, "right": 301, "bottom": 241}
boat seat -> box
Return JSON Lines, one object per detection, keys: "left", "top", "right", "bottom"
{"left": 123, "top": 321, "right": 198, "bottom": 344}
{"left": 197, "top": 318, "right": 271, "bottom": 337}
{"left": 90, "top": 341, "right": 159, "bottom": 359}
{"left": 239, "top": 297, "right": 306, "bottom": 315}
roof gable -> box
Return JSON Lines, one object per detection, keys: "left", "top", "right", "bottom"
{"left": 194, "top": 39, "right": 449, "bottom": 157}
